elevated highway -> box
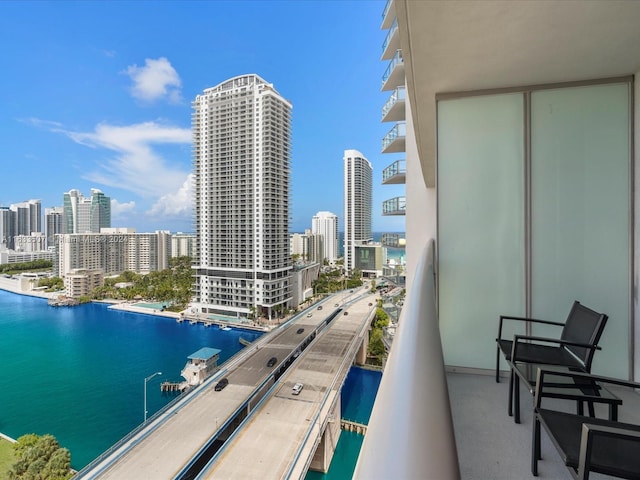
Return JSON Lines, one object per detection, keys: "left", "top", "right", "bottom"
{"left": 76, "top": 288, "right": 375, "bottom": 479}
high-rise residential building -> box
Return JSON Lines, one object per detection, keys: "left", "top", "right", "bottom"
{"left": 171, "top": 232, "right": 195, "bottom": 258}
{"left": 0, "top": 207, "right": 16, "bottom": 250}
{"left": 45, "top": 207, "right": 65, "bottom": 248}
{"left": 54, "top": 229, "right": 170, "bottom": 277}
{"left": 90, "top": 189, "right": 111, "bottom": 232}
{"left": 343, "top": 149, "right": 373, "bottom": 274}
{"left": 311, "top": 211, "right": 339, "bottom": 264}
{"left": 10, "top": 199, "right": 41, "bottom": 236}
{"left": 192, "top": 74, "right": 292, "bottom": 320}
{"left": 290, "top": 230, "right": 323, "bottom": 264}
{"left": 63, "top": 188, "right": 111, "bottom": 234}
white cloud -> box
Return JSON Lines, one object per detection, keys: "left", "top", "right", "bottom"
{"left": 60, "top": 121, "right": 191, "bottom": 199}
{"left": 148, "top": 174, "right": 193, "bottom": 217}
{"left": 111, "top": 198, "right": 136, "bottom": 217}
{"left": 124, "top": 57, "right": 182, "bottom": 103}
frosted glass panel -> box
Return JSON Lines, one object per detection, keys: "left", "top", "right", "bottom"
{"left": 438, "top": 94, "right": 525, "bottom": 369}
{"left": 531, "top": 83, "right": 630, "bottom": 378}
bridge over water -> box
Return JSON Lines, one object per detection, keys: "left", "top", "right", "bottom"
{"left": 76, "top": 288, "right": 375, "bottom": 479}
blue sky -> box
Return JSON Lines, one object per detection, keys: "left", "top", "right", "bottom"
{"left": 0, "top": 0, "right": 405, "bottom": 234}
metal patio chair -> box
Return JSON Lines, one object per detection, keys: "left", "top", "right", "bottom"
{"left": 532, "top": 368, "right": 640, "bottom": 479}
{"left": 496, "top": 301, "right": 608, "bottom": 383}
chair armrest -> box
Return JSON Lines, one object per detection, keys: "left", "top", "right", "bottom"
{"left": 578, "top": 423, "right": 640, "bottom": 479}
{"left": 511, "top": 334, "right": 601, "bottom": 360}
{"left": 497, "top": 315, "right": 564, "bottom": 340}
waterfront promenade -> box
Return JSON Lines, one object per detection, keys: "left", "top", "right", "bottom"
{"left": 0, "top": 275, "right": 58, "bottom": 300}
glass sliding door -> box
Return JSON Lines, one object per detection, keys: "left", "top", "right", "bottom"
{"left": 438, "top": 93, "right": 525, "bottom": 369}
{"left": 530, "top": 83, "right": 630, "bottom": 378}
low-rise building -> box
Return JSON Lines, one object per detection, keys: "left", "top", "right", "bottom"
{"left": 64, "top": 269, "right": 104, "bottom": 299}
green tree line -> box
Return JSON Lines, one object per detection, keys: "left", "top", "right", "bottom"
{"left": 0, "top": 260, "right": 53, "bottom": 274}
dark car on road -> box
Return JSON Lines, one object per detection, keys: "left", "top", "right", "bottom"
{"left": 267, "top": 357, "right": 277, "bottom": 367}
{"left": 214, "top": 378, "right": 229, "bottom": 391}
{"left": 296, "top": 328, "right": 305, "bottom": 334}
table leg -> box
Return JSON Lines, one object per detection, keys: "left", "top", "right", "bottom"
{"left": 508, "top": 369, "right": 514, "bottom": 417}
{"left": 514, "top": 373, "right": 520, "bottom": 424}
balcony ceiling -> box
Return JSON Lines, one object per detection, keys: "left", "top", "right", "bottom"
{"left": 396, "top": 0, "right": 640, "bottom": 187}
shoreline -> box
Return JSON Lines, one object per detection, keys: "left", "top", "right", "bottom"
{"left": 0, "top": 432, "right": 16, "bottom": 443}
{"left": 0, "top": 276, "right": 58, "bottom": 300}
{"left": 0, "top": 276, "right": 271, "bottom": 332}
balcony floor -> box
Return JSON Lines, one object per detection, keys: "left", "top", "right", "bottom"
{"left": 447, "top": 370, "right": 640, "bottom": 479}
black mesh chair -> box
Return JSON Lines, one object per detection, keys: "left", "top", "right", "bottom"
{"left": 532, "top": 369, "right": 640, "bottom": 479}
{"left": 496, "top": 301, "right": 608, "bottom": 383}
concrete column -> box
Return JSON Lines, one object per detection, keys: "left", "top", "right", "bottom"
{"left": 309, "top": 395, "right": 341, "bottom": 473}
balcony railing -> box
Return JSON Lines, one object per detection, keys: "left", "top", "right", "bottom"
{"left": 382, "top": 159, "right": 406, "bottom": 185}
{"left": 381, "top": 0, "right": 395, "bottom": 30}
{"left": 381, "top": 50, "right": 404, "bottom": 91}
{"left": 382, "top": 196, "right": 406, "bottom": 216}
{"left": 381, "top": 18, "right": 399, "bottom": 60}
{"left": 354, "top": 240, "right": 460, "bottom": 479}
{"left": 382, "top": 122, "right": 406, "bottom": 154}
{"left": 381, "top": 233, "right": 405, "bottom": 248}
{"left": 381, "top": 86, "right": 406, "bottom": 123}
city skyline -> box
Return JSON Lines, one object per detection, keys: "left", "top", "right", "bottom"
{"left": 0, "top": 0, "right": 405, "bottom": 234}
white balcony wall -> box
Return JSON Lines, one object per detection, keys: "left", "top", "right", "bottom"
{"left": 405, "top": 101, "right": 435, "bottom": 289}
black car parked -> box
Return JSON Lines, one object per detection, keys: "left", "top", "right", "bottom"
{"left": 267, "top": 357, "right": 277, "bottom": 367}
{"left": 214, "top": 378, "right": 229, "bottom": 391}
{"left": 296, "top": 328, "right": 305, "bottom": 334}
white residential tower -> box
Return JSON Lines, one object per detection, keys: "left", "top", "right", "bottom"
{"left": 311, "top": 211, "right": 339, "bottom": 264}
{"left": 192, "top": 74, "right": 292, "bottom": 320}
{"left": 343, "top": 149, "right": 373, "bottom": 274}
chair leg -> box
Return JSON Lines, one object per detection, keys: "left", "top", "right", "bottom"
{"left": 531, "top": 415, "right": 540, "bottom": 476}
{"left": 508, "top": 369, "right": 514, "bottom": 417}
{"left": 496, "top": 346, "right": 500, "bottom": 383}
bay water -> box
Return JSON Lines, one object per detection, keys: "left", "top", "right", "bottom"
{"left": 0, "top": 290, "right": 262, "bottom": 469}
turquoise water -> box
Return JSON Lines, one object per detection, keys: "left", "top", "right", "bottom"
{"left": 0, "top": 290, "right": 262, "bottom": 469}
{"left": 135, "top": 302, "right": 170, "bottom": 309}
{"left": 305, "top": 431, "right": 364, "bottom": 480}
{"left": 305, "top": 367, "right": 382, "bottom": 480}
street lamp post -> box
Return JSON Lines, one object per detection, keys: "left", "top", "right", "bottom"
{"left": 144, "top": 371, "right": 162, "bottom": 423}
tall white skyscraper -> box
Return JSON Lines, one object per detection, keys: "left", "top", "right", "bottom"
{"left": 343, "top": 149, "right": 373, "bottom": 274}
{"left": 63, "top": 188, "right": 111, "bottom": 234}
{"left": 312, "top": 211, "right": 339, "bottom": 264}
{"left": 193, "top": 74, "right": 292, "bottom": 320}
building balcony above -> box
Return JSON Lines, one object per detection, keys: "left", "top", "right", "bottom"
{"left": 381, "top": 18, "right": 399, "bottom": 60}
{"left": 381, "top": 0, "right": 395, "bottom": 30}
{"left": 381, "top": 86, "right": 406, "bottom": 123}
{"left": 381, "top": 50, "right": 404, "bottom": 91}
{"left": 382, "top": 196, "right": 406, "bottom": 216}
{"left": 382, "top": 159, "right": 406, "bottom": 185}
{"left": 381, "top": 233, "right": 405, "bottom": 248}
{"left": 382, "top": 122, "right": 406, "bottom": 154}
